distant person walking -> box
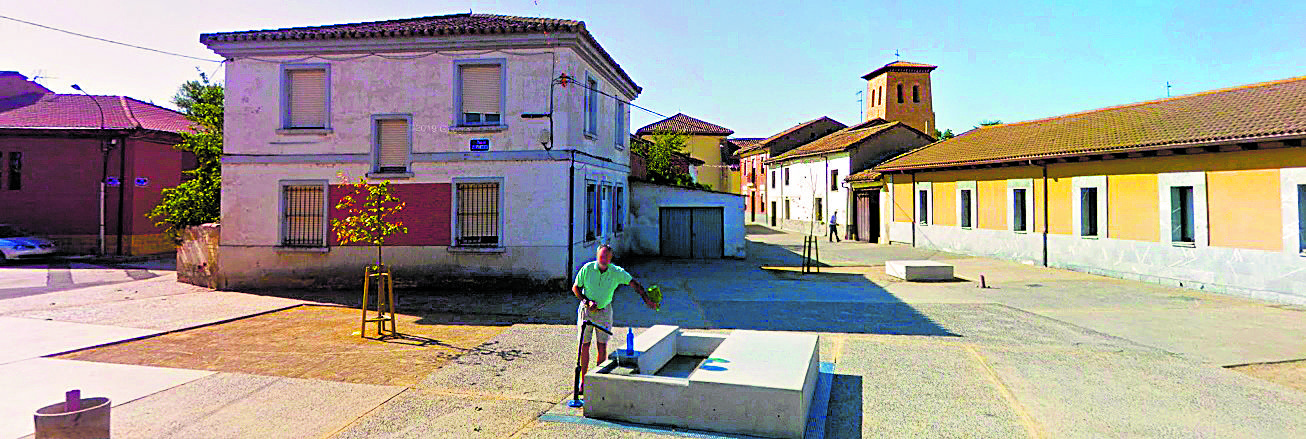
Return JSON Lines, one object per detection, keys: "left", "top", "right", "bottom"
{"left": 571, "top": 244, "right": 658, "bottom": 391}
{"left": 828, "top": 210, "right": 841, "bottom": 242}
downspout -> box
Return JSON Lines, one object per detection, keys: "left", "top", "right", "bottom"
{"left": 116, "top": 135, "right": 127, "bottom": 255}
{"left": 1040, "top": 161, "right": 1049, "bottom": 267}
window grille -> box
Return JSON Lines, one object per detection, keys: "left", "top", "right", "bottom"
{"left": 282, "top": 184, "right": 324, "bottom": 247}
{"left": 456, "top": 182, "right": 500, "bottom": 246}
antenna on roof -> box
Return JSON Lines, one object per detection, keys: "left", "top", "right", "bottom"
{"left": 1166, "top": 81, "right": 1172, "bottom": 97}
{"left": 894, "top": 49, "right": 900, "bottom": 60}
{"left": 855, "top": 90, "right": 864, "bottom": 121}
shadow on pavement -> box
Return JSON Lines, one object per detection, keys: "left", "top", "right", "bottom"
{"left": 745, "top": 224, "right": 787, "bottom": 235}
{"left": 825, "top": 373, "right": 863, "bottom": 438}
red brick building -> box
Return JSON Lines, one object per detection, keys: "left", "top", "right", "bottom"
{"left": 0, "top": 71, "right": 194, "bottom": 255}
{"left": 733, "top": 117, "right": 846, "bottom": 225}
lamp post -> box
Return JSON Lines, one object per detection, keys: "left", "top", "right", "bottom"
{"left": 71, "top": 84, "right": 114, "bottom": 256}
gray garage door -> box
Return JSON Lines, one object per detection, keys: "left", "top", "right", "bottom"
{"left": 659, "top": 207, "right": 724, "bottom": 259}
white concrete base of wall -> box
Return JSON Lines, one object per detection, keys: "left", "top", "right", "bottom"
{"left": 585, "top": 326, "right": 819, "bottom": 439}
{"left": 886, "top": 260, "right": 955, "bottom": 281}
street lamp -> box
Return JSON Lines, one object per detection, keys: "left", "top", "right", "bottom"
{"left": 71, "top": 84, "right": 116, "bottom": 256}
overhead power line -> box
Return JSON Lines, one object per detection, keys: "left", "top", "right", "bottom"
{"left": 0, "top": 14, "right": 222, "bottom": 63}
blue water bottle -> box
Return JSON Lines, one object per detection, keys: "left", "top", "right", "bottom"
{"left": 626, "top": 327, "right": 635, "bottom": 356}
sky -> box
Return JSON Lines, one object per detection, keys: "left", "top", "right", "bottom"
{"left": 2, "top": 0, "right": 1304, "bottom": 137}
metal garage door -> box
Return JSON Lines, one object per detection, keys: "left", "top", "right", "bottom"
{"left": 659, "top": 207, "right": 724, "bottom": 259}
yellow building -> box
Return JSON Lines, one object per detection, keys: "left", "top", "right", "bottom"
{"left": 636, "top": 113, "right": 738, "bottom": 193}
{"left": 874, "top": 76, "right": 1306, "bottom": 303}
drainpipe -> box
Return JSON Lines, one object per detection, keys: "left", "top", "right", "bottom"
{"left": 566, "top": 150, "right": 575, "bottom": 286}
{"left": 1040, "top": 161, "right": 1049, "bottom": 267}
{"left": 116, "top": 135, "right": 127, "bottom": 255}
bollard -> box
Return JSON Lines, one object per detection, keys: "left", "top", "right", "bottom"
{"left": 34, "top": 395, "right": 110, "bottom": 439}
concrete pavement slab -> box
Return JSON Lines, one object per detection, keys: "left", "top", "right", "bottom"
{"left": 89, "top": 372, "right": 403, "bottom": 439}
{"left": 7, "top": 290, "right": 309, "bottom": 331}
{"left": 828, "top": 339, "right": 1027, "bottom": 438}
{"left": 1036, "top": 304, "right": 1306, "bottom": 365}
{"left": 978, "top": 346, "right": 1306, "bottom": 438}
{"left": 68, "top": 263, "right": 135, "bottom": 285}
{"left": 0, "top": 358, "right": 212, "bottom": 439}
{"left": 329, "top": 389, "right": 553, "bottom": 439}
{"left": 418, "top": 324, "right": 631, "bottom": 403}
{"left": 0, "top": 316, "right": 158, "bottom": 365}
{"left": 0, "top": 273, "right": 211, "bottom": 315}
{"left": 0, "top": 265, "right": 47, "bottom": 289}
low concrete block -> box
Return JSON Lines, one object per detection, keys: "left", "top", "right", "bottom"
{"left": 886, "top": 260, "right": 955, "bottom": 281}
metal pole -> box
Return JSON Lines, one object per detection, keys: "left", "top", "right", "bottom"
{"left": 73, "top": 85, "right": 107, "bottom": 255}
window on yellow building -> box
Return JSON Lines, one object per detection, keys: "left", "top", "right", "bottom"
{"left": 960, "top": 189, "right": 973, "bottom": 228}
{"left": 918, "top": 189, "right": 929, "bottom": 225}
{"left": 1012, "top": 188, "right": 1028, "bottom": 232}
{"left": 1171, "top": 186, "right": 1195, "bottom": 244}
{"left": 1080, "top": 187, "right": 1099, "bottom": 237}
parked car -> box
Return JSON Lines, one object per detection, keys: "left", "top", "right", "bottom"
{"left": 0, "top": 224, "right": 57, "bottom": 263}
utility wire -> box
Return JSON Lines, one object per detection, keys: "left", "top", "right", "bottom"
{"left": 555, "top": 74, "right": 667, "bottom": 119}
{"left": 0, "top": 14, "right": 222, "bottom": 63}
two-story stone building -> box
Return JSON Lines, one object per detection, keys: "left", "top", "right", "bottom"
{"left": 201, "top": 13, "right": 640, "bottom": 288}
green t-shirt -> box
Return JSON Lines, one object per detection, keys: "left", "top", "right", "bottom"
{"left": 574, "top": 261, "right": 632, "bottom": 309}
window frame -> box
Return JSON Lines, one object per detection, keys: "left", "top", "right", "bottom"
{"left": 614, "top": 100, "right": 627, "bottom": 150}
{"left": 278, "top": 179, "right": 329, "bottom": 248}
{"left": 916, "top": 181, "right": 932, "bottom": 226}
{"left": 1283, "top": 167, "right": 1306, "bottom": 256}
{"left": 453, "top": 58, "right": 507, "bottom": 127}
{"left": 614, "top": 185, "right": 625, "bottom": 232}
{"left": 1007, "top": 179, "right": 1035, "bottom": 233}
{"left": 451, "top": 177, "right": 505, "bottom": 248}
{"left": 896, "top": 83, "right": 904, "bottom": 103}
{"left": 584, "top": 73, "right": 600, "bottom": 138}
{"left": 957, "top": 181, "right": 977, "bottom": 229}
{"left": 370, "top": 114, "right": 413, "bottom": 176}
{"left": 279, "top": 63, "right": 332, "bottom": 131}
{"left": 784, "top": 198, "right": 791, "bottom": 220}
{"left": 771, "top": 170, "right": 776, "bottom": 188}
{"left": 830, "top": 169, "right": 839, "bottom": 191}
{"left": 912, "top": 85, "right": 920, "bottom": 103}
{"left": 585, "top": 181, "right": 598, "bottom": 241}
{"left": 1072, "top": 175, "right": 1107, "bottom": 239}
{"left": 784, "top": 168, "right": 790, "bottom": 186}
{"left": 5, "top": 151, "right": 20, "bottom": 191}
{"left": 1157, "top": 171, "right": 1207, "bottom": 248}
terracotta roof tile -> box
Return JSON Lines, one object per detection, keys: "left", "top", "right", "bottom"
{"left": 0, "top": 93, "right": 192, "bottom": 133}
{"left": 845, "top": 170, "right": 881, "bottom": 182}
{"left": 635, "top": 113, "right": 733, "bottom": 136}
{"left": 767, "top": 121, "right": 904, "bottom": 162}
{"left": 201, "top": 13, "right": 640, "bottom": 94}
{"left": 862, "top": 60, "right": 938, "bottom": 79}
{"left": 876, "top": 76, "right": 1306, "bottom": 171}
{"left": 735, "top": 116, "right": 847, "bottom": 157}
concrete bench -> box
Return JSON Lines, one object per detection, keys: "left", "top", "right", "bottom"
{"left": 886, "top": 260, "right": 955, "bottom": 281}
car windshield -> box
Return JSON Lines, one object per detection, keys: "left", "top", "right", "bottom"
{"left": 0, "top": 225, "right": 31, "bottom": 238}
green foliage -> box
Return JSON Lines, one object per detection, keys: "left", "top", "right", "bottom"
{"left": 931, "top": 128, "right": 956, "bottom": 140}
{"left": 330, "top": 174, "right": 408, "bottom": 267}
{"left": 632, "top": 130, "right": 710, "bottom": 190}
{"left": 147, "top": 74, "right": 224, "bottom": 239}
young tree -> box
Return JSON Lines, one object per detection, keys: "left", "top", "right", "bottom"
{"left": 631, "top": 131, "right": 711, "bottom": 190}
{"left": 330, "top": 174, "right": 408, "bottom": 268}
{"left": 148, "top": 73, "right": 223, "bottom": 238}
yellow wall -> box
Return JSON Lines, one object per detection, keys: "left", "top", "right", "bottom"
{"left": 1208, "top": 169, "right": 1282, "bottom": 251}
{"left": 977, "top": 180, "right": 1007, "bottom": 230}
{"left": 1046, "top": 177, "right": 1072, "bottom": 235}
{"left": 1107, "top": 174, "right": 1159, "bottom": 242}
{"left": 893, "top": 146, "right": 1305, "bottom": 249}
{"left": 685, "top": 135, "right": 727, "bottom": 191}
{"left": 932, "top": 181, "right": 957, "bottom": 226}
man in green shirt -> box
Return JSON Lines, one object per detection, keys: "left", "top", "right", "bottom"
{"left": 572, "top": 244, "right": 657, "bottom": 388}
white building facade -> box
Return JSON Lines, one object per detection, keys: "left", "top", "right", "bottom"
{"left": 202, "top": 14, "right": 641, "bottom": 288}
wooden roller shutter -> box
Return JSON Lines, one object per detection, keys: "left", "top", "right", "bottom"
{"left": 461, "top": 65, "right": 501, "bottom": 115}
{"left": 376, "top": 119, "right": 409, "bottom": 172}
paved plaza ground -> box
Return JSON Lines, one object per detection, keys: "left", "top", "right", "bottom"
{"left": 2, "top": 226, "right": 1305, "bottom": 438}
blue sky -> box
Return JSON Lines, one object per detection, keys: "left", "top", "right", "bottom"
{"left": 2, "top": 0, "right": 1303, "bottom": 137}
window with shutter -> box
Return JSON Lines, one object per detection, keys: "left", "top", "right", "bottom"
{"left": 375, "top": 118, "right": 410, "bottom": 173}
{"left": 614, "top": 101, "right": 626, "bottom": 148}
{"left": 585, "top": 76, "right": 599, "bottom": 137}
{"left": 460, "top": 64, "right": 502, "bottom": 125}
{"left": 286, "top": 68, "right": 327, "bottom": 128}
{"left": 1298, "top": 185, "right": 1305, "bottom": 253}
